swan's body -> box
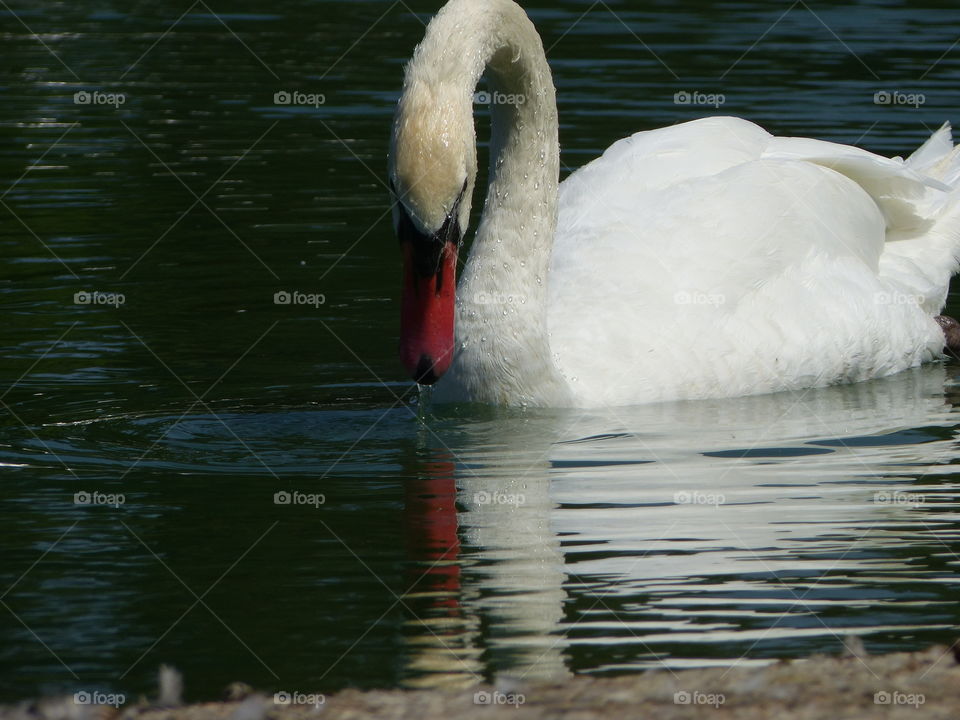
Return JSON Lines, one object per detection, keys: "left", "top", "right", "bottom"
{"left": 389, "top": 0, "right": 960, "bottom": 408}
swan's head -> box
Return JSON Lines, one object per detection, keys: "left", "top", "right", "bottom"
{"left": 389, "top": 80, "right": 476, "bottom": 385}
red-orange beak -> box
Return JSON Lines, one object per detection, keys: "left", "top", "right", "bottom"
{"left": 394, "top": 184, "right": 465, "bottom": 385}
{"left": 400, "top": 239, "right": 458, "bottom": 384}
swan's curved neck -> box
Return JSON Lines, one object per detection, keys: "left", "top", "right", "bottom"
{"left": 403, "top": 0, "right": 569, "bottom": 405}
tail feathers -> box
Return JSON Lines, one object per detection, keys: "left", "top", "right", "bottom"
{"left": 906, "top": 122, "right": 953, "bottom": 172}
{"left": 879, "top": 123, "right": 960, "bottom": 315}
{"left": 906, "top": 122, "right": 960, "bottom": 188}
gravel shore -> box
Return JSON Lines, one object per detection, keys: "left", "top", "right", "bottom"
{"left": 5, "top": 643, "right": 959, "bottom": 720}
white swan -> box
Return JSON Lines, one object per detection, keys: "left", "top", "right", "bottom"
{"left": 388, "top": 0, "right": 960, "bottom": 408}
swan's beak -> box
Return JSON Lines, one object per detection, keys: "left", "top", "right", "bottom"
{"left": 395, "top": 183, "right": 466, "bottom": 385}
{"left": 400, "top": 237, "right": 458, "bottom": 384}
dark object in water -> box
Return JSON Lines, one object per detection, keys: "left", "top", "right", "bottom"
{"left": 935, "top": 315, "right": 960, "bottom": 359}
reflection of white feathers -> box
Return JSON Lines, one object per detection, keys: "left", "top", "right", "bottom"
{"left": 458, "top": 451, "right": 570, "bottom": 682}
{"left": 446, "top": 366, "right": 960, "bottom": 676}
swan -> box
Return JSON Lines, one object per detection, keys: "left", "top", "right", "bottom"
{"left": 388, "top": 0, "right": 960, "bottom": 408}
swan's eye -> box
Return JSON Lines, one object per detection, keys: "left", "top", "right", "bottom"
{"left": 393, "top": 180, "right": 468, "bottom": 280}
{"left": 396, "top": 201, "right": 458, "bottom": 279}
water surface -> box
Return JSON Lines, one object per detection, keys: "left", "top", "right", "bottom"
{"left": 2, "top": 0, "right": 960, "bottom": 703}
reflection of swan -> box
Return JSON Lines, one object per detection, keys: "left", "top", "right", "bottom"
{"left": 389, "top": 0, "right": 960, "bottom": 407}
{"left": 403, "top": 366, "right": 960, "bottom": 680}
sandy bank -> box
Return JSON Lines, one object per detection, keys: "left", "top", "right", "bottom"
{"left": 5, "top": 643, "right": 959, "bottom": 720}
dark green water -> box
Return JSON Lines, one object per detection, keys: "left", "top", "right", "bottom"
{"left": 3, "top": 0, "right": 960, "bottom": 704}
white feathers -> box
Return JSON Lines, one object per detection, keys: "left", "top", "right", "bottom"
{"left": 549, "top": 116, "right": 960, "bottom": 405}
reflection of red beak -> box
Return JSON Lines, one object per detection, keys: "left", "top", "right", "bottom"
{"left": 400, "top": 240, "right": 458, "bottom": 384}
